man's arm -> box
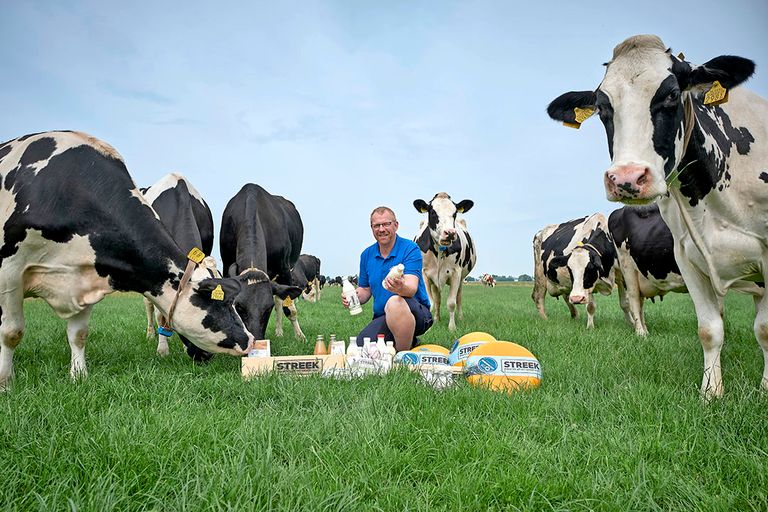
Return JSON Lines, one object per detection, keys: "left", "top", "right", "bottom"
{"left": 357, "top": 286, "right": 372, "bottom": 304}
{"left": 383, "top": 274, "right": 418, "bottom": 297}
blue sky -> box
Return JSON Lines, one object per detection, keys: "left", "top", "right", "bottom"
{"left": 1, "top": 1, "right": 767, "bottom": 277}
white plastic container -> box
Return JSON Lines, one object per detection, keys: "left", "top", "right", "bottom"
{"left": 382, "top": 264, "right": 405, "bottom": 289}
{"left": 342, "top": 277, "right": 363, "bottom": 315}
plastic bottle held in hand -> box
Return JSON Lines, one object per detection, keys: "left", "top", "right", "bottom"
{"left": 314, "top": 335, "right": 327, "bottom": 355}
{"left": 342, "top": 277, "right": 362, "bottom": 315}
{"left": 382, "top": 263, "right": 405, "bottom": 289}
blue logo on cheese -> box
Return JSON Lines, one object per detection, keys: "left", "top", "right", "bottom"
{"left": 401, "top": 353, "right": 419, "bottom": 365}
{"left": 477, "top": 357, "right": 498, "bottom": 374}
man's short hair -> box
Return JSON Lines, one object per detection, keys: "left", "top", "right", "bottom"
{"left": 370, "top": 206, "right": 397, "bottom": 222}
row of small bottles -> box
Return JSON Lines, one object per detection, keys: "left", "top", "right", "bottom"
{"left": 314, "top": 334, "right": 396, "bottom": 359}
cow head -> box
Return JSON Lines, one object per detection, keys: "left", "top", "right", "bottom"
{"left": 228, "top": 267, "right": 302, "bottom": 340}
{"left": 546, "top": 233, "right": 615, "bottom": 304}
{"left": 414, "top": 193, "right": 474, "bottom": 247}
{"left": 170, "top": 269, "right": 254, "bottom": 356}
{"left": 547, "top": 34, "right": 755, "bottom": 203}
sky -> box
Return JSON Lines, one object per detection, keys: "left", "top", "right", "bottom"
{"left": 1, "top": 1, "right": 767, "bottom": 278}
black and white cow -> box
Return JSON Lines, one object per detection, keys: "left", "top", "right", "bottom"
{"left": 0, "top": 131, "right": 254, "bottom": 388}
{"left": 547, "top": 34, "right": 767, "bottom": 398}
{"left": 318, "top": 274, "right": 327, "bottom": 289}
{"left": 414, "top": 192, "right": 476, "bottom": 332}
{"left": 220, "top": 183, "right": 304, "bottom": 342}
{"left": 291, "top": 254, "right": 322, "bottom": 302}
{"left": 609, "top": 205, "right": 686, "bottom": 336}
{"left": 141, "top": 173, "right": 218, "bottom": 361}
{"left": 532, "top": 213, "right": 617, "bottom": 328}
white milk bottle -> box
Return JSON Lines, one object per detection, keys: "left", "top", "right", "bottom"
{"left": 382, "top": 263, "right": 405, "bottom": 289}
{"left": 342, "top": 277, "right": 363, "bottom": 315}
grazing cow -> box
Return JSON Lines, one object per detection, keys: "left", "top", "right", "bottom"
{"left": 609, "top": 205, "right": 687, "bottom": 336}
{"left": 142, "top": 173, "right": 218, "bottom": 361}
{"left": 532, "top": 213, "right": 617, "bottom": 328}
{"left": 413, "top": 192, "right": 476, "bottom": 332}
{"left": 547, "top": 34, "right": 767, "bottom": 397}
{"left": 0, "top": 131, "right": 254, "bottom": 388}
{"left": 220, "top": 184, "right": 304, "bottom": 341}
{"left": 319, "top": 275, "right": 327, "bottom": 289}
{"left": 480, "top": 273, "right": 497, "bottom": 287}
{"left": 291, "top": 254, "right": 322, "bottom": 302}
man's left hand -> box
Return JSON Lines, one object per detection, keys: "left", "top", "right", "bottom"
{"left": 383, "top": 276, "right": 405, "bottom": 294}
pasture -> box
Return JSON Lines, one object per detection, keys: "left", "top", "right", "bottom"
{"left": 2, "top": 283, "right": 767, "bottom": 511}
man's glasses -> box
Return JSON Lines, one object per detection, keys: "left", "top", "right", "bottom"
{"left": 371, "top": 221, "right": 394, "bottom": 229}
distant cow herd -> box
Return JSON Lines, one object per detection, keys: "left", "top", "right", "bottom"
{"left": 1, "top": 34, "right": 766, "bottom": 398}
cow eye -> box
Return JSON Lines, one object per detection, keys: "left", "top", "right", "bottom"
{"left": 662, "top": 91, "right": 680, "bottom": 108}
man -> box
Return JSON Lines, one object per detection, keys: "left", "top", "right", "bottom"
{"left": 342, "top": 206, "right": 433, "bottom": 351}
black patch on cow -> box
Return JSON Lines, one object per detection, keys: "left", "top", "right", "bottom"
{"left": 576, "top": 228, "right": 616, "bottom": 291}
{"left": 291, "top": 254, "right": 321, "bottom": 292}
{"left": 760, "top": 172, "right": 768, "bottom": 183}
{"left": 688, "top": 56, "right": 755, "bottom": 90}
{"left": 677, "top": 102, "right": 754, "bottom": 206}
{"left": 595, "top": 90, "right": 615, "bottom": 159}
{"left": 609, "top": 205, "right": 680, "bottom": 281}
{"left": 148, "top": 178, "right": 214, "bottom": 256}
{"left": 220, "top": 183, "right": 304, "bottom": 339}
{"left": 547, "top": 90, "right": 597, "bottom": 124}
{"left": 649, "top": 75, "right": 685, "bottom": 176}
{"left": 415, "top": 226, "right": 435, "bottom": 255}
{"left": 16, "top": 132, "right": 43, "bottom": 142}
{"left": 461, "top": 231, "right": 475, "bottom": 270}
{"left": 0, "top": 138, "right": 184, "bottom": 295}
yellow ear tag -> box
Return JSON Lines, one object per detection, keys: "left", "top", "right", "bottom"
{"left": 564, "top": 107, "right": 595, "bottom": 129}
{"left": 282, "top": 296, "right": 293, "bottom": 307}
{"left": 187, "top": 247, "right": 205, "bottom": 264}
{"left": 704, "top": 80, "right": 729, "bottom": 106}
{"left": 576, "top": 241, "right": 584, "bottom": 247}
{"left": 211, "top": 284, "right": 224, "bottom": 301}
{"left": 677, "top": 52, "right": 685, "bottom": 61}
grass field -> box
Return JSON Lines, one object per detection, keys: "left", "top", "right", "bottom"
{"left": 2, "top": 283, "right": 767, "bottom": 511}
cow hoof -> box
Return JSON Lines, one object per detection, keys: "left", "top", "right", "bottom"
{"left": 156, "top": 347, "right": 170, "bottom": 357}
{"left": 760, "top": 378, "right": 768, "bottom": 392}
{"left": 146, "top": 329, "right": 156, "bottom": 340}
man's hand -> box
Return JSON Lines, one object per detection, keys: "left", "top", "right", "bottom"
{"left": 383, "top": 275, "right": 405, "bottom": 294}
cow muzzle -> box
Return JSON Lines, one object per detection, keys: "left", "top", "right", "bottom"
{"left": 439, "top": 228, "right": 457, "bottom": 246}
{"left": 569, "top": 294, "right": 587, "bottom": 305}
{"left": 604, "top": 164, "right": 656, "bottom": 203}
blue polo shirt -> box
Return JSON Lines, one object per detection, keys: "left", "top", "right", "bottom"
{"left": 358, "top": 234, "right": 431, "bottom": 317}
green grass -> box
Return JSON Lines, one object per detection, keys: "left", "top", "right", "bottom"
{"left": 2, "top": 284, "right": 767, "bottom": 511}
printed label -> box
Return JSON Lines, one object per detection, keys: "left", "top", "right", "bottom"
{"left": 273, "top": 357, "right": 322, "bottom": 375}
{"left": 466, "top": 356, "right": 542, "bottom": 379}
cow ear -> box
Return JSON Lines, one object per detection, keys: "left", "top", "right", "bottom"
{"left": 547, "top": 91, "right": 597, "bottom": 127}
{"left": 413, "top": 199, "right": 429, "bottom": 213}
{"left": 688, "top": 56, "right": 755, "bottom": 91}
{"left": 455, "top": 200, "right": 474, "bottom": 213}
{"left": 227, "top": 263, "right": 238, "bottom": 278}
{"left": 272, "top": 282, "right": 303, "bottom": 300}
{"left": 195, "top": 278, "right": 240, "bottom": 303}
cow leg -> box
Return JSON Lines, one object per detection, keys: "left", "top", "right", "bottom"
{"left": 144, "top": 298, "right": 156, "bottom": 340}
{"left": 312, "top": 278, "right": 321, "bottom": 302}
{"left": 67, "top": 306, "right": 93, "bottom": 381}
{"left": 155, "top": 311, "right": 170, "bottom": 357}
{"left": 446, "top": 274, "right": 462, "bottom": 332}
{"left": 273, "top": 296, "right": 285, "bottom": 337}
{"left": 286, "top": 301, "right": 306, "bottom": 341}
{"left": 683, "top": 273, "right": 725, "bottom": 400}
{"left": 0, "top": 291, "right": 25, "bottom": 391}
{"left": 585, "top": 294, "right": 596, "bottom": 329}
{"left": 615, "top": 268, "right": 633, "bottom": 326}
{"left": 531, "top": 278, "right": 547, "bottom": 320}
{"left": 626, "top": 272, "right": 647, "bottom": 336}
{"left": 753, "top": 293, "right": 768, "bottom": 391}
{"left": 457, "top": 285, "right": 464, "bottom": 321}
{"left": 566, "top": 299, "right": 578, "bottom": 319}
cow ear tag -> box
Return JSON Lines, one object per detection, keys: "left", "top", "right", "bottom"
{"left": 283, "top": 296, "right": 294, "bottom": 307}
{"left": 188, "top": 247, "right": 206, "bottom": 264}
{"left": 677, "top": 52, "right": 685, "bottom": 61}
{"left": 576, "top": 241, "right": 584, "bottom": 247}
{"left": 564, "top": 107, "right": 595, "bottom": 129}
{"left": 704, "top": 80, "right": 729, "bottom": 106}
{"left": 211, "top": 285, "right": 225, "bottom": 301}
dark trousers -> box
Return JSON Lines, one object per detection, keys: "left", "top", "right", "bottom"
{"left": 356, "top": 296, "right": 433, "bottom": 347}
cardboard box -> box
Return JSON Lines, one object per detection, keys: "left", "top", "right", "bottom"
{"left": 242, "top": 354, "right": 346, "bottom": 379}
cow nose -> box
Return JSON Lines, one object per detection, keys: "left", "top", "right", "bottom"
{"left": 605, "top": 164, "right": 651, "bottom": 199}
{"left": 569, "top": 295, "right": 586, "bottom": 305}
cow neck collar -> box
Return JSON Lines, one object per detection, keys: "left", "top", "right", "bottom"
{"left": 158, "top": 256, "right": 201, "bottom": 336}
{"left": 578, "top": 243, "right": 602, "bottom": 257}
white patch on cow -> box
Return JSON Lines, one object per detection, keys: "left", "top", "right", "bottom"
{"left": 143, "top": 172, "right": 208, "bottom": 211}
{"left": 0, "top": 229, "right": 111, "bottom": 318}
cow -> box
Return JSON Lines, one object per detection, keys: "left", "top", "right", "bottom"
{"left": 547, "top": 34, "right": 767, "bottom": 398}
{"left": 480, "top": 273, "right": 497, "bottom": 287}
{"left": 291, "top": 254, "right": 322, "bottom": 302}
{"left": 220, "top": 183, "right": 304, "bottom": 342}
{"left": 0, "top": 131, "right": 254, "bottom": 389}
{"left": 141, "top": 173, "right": 218, "bottom": 361}
{"left": 413, "top": 192, "right": 476, "bottom": 332}
{"left": 609, "top": 205, "right": 687, "bottom": 336}
{"left": 319, "top": 274, "right": 327, "bottom": 289}
{"left": 532, "top": 213, "right": 617, "bottom": 329}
